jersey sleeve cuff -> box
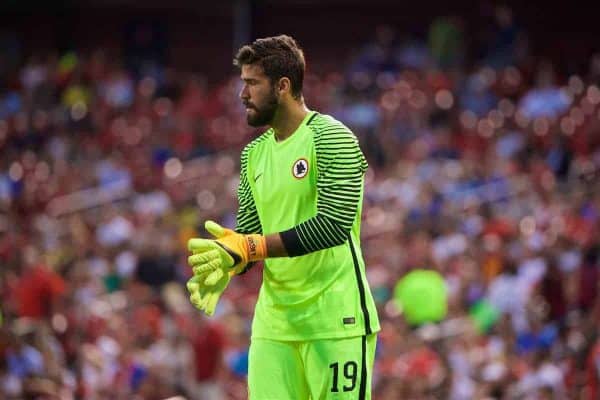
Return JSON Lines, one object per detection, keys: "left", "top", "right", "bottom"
{"left": 280, "top": 228, "right": 307, "bottom": 257}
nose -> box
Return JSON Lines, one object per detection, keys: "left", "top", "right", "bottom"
{"left": 239, "top": 84, "right": 249, "bottom": 101}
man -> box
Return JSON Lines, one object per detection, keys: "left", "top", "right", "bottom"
{"left": 186, "top": 34, "right": 380, "bottom": 399}
{"left": 190, "top": 316, "right": 226, "bottom": 400}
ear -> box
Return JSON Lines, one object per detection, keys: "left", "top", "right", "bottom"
{"left": 277, "top": 77, "right": 291, "bottom": 96}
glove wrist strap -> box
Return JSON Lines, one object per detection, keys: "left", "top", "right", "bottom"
{"left": 245, "top": 234, "right": 267, "bottom": 261}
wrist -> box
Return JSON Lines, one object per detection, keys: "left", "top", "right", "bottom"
{"left": 264, "top": 233, "right": 289, "bottom": 258}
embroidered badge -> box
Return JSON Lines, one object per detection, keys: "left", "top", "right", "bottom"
{"left": 292, "top": 158, "right": 309, "bottom": 179}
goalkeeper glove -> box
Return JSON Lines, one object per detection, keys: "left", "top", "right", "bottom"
{"left": 187, "top": 220, "right": 267, "bottom": 274}
{"left": 186, "top": 260, "right": 232, "bottom": 316}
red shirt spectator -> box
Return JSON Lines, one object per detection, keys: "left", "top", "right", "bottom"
{"left": 193, "top": 320, "right": 226, "bottom": 382}
{"left": 578, "top": 245, "right": 599, "bottom": 311}
{"left": 540, "top": 263, "right": 566, "bottom": 321}
{"left": 585, "top": 340, "right": 600, "bottom": 400}
{"left": 12, "top": 263, "right": 66, "bottom": 319}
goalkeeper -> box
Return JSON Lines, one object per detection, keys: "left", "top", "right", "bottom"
{"left": 187, "top": 35, "right": 380, "bottom": 400}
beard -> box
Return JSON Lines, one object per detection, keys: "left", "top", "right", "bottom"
{"left": 246, "top": 89, "right": 279, "bottom": 127}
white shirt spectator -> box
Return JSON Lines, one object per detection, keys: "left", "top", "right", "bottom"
{"left": 488, "top": 272, "right": 530, "bottom": 332}
{"left": 133, "top": 190, "right": 172, "bottom": 217}
{"left": 96, "top": 215, "right": 134, "bottom": 247}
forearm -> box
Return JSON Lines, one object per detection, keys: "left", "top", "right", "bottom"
{"left": 280, "top": 213, "right": 352, "bottom": 257}
{"left": 266, "top": 233, "right": 289, "bottom": 257}
{"left": 262, "top": 214, "right": 352, "bottom": 259}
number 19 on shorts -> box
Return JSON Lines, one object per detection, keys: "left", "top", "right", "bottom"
{"left": 329, "top": 361, "right": 358, "bottom": 392}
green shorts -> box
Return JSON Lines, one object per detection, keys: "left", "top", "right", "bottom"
{"left": 248, "top": 334, "right": 377, "bottom": 400}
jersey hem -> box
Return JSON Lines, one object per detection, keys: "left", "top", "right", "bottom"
{"left": 250, "top": 326, "right": 381, "bottom": 342}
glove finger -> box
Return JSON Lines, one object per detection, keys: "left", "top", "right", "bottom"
{"left": 194, "top": 290, "right": 212, "bottom": 311}
{"left": 198, "top": 294, "right": 210, "bottom": 312}
{"left": 186, "top": 272, "right": 211, "bottom": 290}
{"left": 204, "top": 220, "right": 227, "bottom": 238}
{"left": 204, "top": 292, "right": 220, "bottom": 316}
{"left": 189, "top": 291, "right": 203, "bottom": 309}
{"left": 204, "top": 268, "right": 224, "bottom": 286}
{"left": 187, "top": 238, "right": 219, "bottom": 253}
{"left": 187, "top": 274, "right": 203, "bottom": 287}
{"left": 192, "top": 258, "right": 222, "bottom": 275}
{"left": 192, "top": 264, "right": 209, "bottom": 276}
{"left": 213, "top": 245, "right": 236, "bottom": 269}
{"left": 188, "top": 250, "right": 220, "bottom": 266}
{"left": 186, "top": 277, "right": 200, "bottom": 293}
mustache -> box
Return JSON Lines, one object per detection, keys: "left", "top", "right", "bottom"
{"left": 243, "top": 95, "right": 278, "bottom": 110}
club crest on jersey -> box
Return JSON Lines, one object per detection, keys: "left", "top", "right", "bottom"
{"left": 292, "top": 158, "right": 309, "bottom": 179}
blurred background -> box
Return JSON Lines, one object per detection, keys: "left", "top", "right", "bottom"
{"left": 1, "top": 0, "right": 600, "bottom": 399}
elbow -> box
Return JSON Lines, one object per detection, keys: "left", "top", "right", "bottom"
{"left": 324, "top": 216, "right": 353, "bottom": 247}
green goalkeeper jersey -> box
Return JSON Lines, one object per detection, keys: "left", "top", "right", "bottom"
{"left": 236, "top": 111, "right": 380, "bottom": 341}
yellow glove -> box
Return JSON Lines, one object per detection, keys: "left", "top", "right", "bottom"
{"left": 186, "top": 268, "right": 230, "bottom": 316}
{"left": 187, "top": 220, "right": 267, "bottom": 274}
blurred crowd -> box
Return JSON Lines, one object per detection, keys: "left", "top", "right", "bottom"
{"left": 2, "top": 4, "right": 600, "bottom": 399}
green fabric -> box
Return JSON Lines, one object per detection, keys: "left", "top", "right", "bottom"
{"left": 237, "top": 111, "right": 380, "bottom": 340}
{"left": 394, "top": 269, "right": 447, "bottom": 326}
{"left": 469, "top": 300, "right": 499, "bottom": 333}
{"left": 248, "top": 334, "right": 377, "bottom": 399}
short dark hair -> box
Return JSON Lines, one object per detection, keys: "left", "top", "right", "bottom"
{"left": 234, "top": 34, "right": 305, "bottom": 99}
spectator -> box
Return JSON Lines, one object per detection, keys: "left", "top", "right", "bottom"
{"left": 190, "top": 317, "right": 226, "bottom": 400}
{"left": 10, "top": 246, "right": 66, "bottom": 320}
